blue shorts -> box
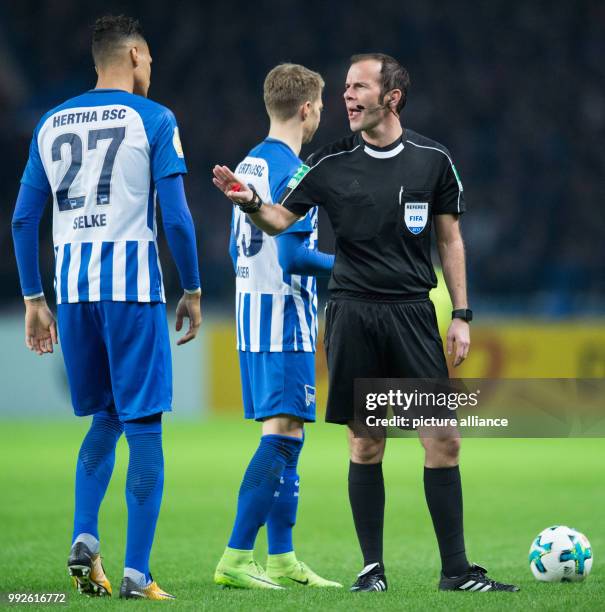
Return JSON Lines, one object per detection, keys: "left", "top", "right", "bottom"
{"left": 238, "top": 351, "right": 316, "bottom": 422}
{"left": 57, "top": 302, "right": 172, "bottom": 422}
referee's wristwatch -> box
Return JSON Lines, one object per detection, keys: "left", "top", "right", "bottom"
{"left": 452, "top": 308, "right": 473, "bottom": 322}
{"left": 237, "top": 185, "right": 263, "bottom": 214}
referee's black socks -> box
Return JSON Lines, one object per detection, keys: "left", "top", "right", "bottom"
{"left": 424, "top": 465, "right": 469, "bottom": 577}
{"left": 348, "top": 461, "right": 385, "bottom": 568}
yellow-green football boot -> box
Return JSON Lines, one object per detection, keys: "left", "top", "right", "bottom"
{"left": 266, "top": 552, "right": 342, "bottom": 587}
{"left": 214, "top": 547, "right": 284, "bottom": 589}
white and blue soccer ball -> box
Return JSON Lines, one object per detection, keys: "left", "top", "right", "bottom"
{"left": 529, "top": 526, "right": 593, "bottom": 582}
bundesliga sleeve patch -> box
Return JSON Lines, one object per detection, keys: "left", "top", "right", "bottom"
{"left": 287, "top": 164, "right": 310, "bottom": 189}
{"left": 172, "top": 127, "right": 184, "bottom": 158}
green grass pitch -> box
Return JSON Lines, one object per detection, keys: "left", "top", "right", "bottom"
{"left": 1, "top": 418, "right": 602, "bottom": 610}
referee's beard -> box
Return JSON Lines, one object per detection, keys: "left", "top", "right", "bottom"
{"left": 350, "top": 106, "right": 389, "bottom": 134}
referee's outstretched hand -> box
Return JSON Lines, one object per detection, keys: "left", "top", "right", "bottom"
{"left": 447, "top": 318, "right": 470, "bottom": 367}
{"left": 212, "top": 165, "right": 253, "bottom": 205}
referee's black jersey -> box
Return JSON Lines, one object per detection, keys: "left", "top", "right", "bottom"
{"left": 280, "top": 129, "right": 465, "bottom": 297}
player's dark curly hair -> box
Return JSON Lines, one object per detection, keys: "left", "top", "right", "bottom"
{"left": 92, "top": 15, "right": 145, "bottom": 66}
{"left": 350, "top": 53, "right": 411, "bottom": 113}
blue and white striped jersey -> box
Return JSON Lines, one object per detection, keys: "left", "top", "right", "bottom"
{"left": 231, "top": 138, "right": 318, "bottom": 352}
{"left": 21, "top": 89, "right": 187, "bottom": 303}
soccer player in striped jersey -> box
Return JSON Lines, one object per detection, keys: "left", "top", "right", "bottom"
{"left": 12, "top": 15, "right": 201, "bottom": 601}
{"left": 213, "top": 64, "right": 341, "bottom": 589}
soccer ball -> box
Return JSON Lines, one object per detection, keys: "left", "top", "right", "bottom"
{"left": 529, "top": 526, "right": 593, "bottom": 582}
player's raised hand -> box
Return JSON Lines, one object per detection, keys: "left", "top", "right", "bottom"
{"left": 175, "top": 289, "right": 202, "bottom": 346}
{"left": 212, "top": 165, "right": 253, "bottom": 204}
{"left": 24, "top": 297, "right": 58, "bottom": 356}
{"left": 446, "top": 318, "right": 470, "bottom": 367}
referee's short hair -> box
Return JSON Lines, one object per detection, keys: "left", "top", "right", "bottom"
{"left": 263, "top": 63, "right": 325, "bottom": 121}
{"left": 92, "top": 15, "right": 145, "bottom": 67}
{"left": 350, "top": 53, "right": 411, "bottom": 113}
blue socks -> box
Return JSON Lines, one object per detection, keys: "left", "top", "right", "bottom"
{"left": 72, "top": 410, "right": 164, "bottom": 584}
{"left": 73, "top": 409, "right": 123, "bottom": 545}
{"left": 228, "top": 434, "right": 303, "bottom": 550}
{"left": 124, "top": 418, "right": 164, "bottom": 582}
{"left": 267, "top": 439, "right": 303, "bottom": 554}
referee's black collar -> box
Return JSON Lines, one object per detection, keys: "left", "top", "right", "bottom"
{"left": 360, "top": 133, "right": 405, "bottom": 159}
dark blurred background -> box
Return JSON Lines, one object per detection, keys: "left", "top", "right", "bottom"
{"left": 1, "top": 0, "right": 603, "bottom": 315}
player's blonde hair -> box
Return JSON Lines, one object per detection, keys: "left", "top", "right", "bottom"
{"left": 263, "top": 63, "right": 324, "bottom": 121}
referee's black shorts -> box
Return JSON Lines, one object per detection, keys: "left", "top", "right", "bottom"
{"left": 323, "top": 294, "right": 449, "bottom": 425}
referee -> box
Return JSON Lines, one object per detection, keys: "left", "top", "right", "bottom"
{"left": 213, "top": 53, "right": 519, "bottom": 594}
